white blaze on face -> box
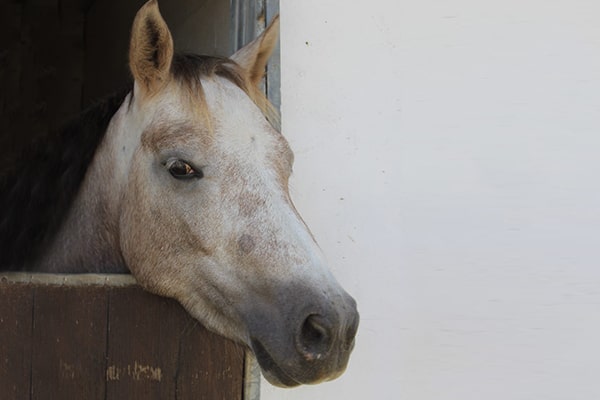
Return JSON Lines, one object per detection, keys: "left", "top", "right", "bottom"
{"left": 197, "top": 76, "right": 338, "bottom": 289}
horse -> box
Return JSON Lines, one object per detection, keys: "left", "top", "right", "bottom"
{"left": 0, "top": 0, "right": 358, "bottom": 388}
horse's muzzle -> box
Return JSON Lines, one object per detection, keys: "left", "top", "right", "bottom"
{"left": 246, "top": 287, "right": 359, "bottom": 387}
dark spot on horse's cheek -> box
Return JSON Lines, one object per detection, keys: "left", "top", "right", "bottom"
{"left": 238, "top": 234, "right": 256, "bottom": 255}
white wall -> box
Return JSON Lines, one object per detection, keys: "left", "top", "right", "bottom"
{"left": 264, "top": 0, "right": 600, "bottom": 399}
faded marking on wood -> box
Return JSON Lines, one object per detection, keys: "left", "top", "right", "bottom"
{"left": 30, "top": 284, "right": 107, "bottom": 399}
{"left": 106, "top": 362, "right": 163, "bottom": 382}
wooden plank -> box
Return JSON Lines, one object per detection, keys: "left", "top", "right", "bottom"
{"left": 0, "top": 274, "right": 247, "bottom": 399}
{"left": 106, "top": 285, "right": 246, "bottom": 400}
{"left": 105, "top": 286, "right": 184, "bottom": 400}
{"left": 176, "top": 320, "right": 245, "bottom": 400}
{"left": 30, "top": 284, "right": 108, "bottom": 400}
{"left": 0, "top": 280, "right": 34, "bottom": 400}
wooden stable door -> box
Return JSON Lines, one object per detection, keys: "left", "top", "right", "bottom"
{"left": 0, "top": 274, "right": 247, "bottom": 400}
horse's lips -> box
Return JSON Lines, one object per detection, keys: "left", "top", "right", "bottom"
{"left": 250, "top": 338, "right": 302, "bottom": 387}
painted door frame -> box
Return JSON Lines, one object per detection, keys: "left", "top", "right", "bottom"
{"left": 231, "top": 0, "right": 281, "bottom": 111}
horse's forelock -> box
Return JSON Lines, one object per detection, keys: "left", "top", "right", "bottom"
{"left": 170, "top": 54, "right": 280, "bottom": 130}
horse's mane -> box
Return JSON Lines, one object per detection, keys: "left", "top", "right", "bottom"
{"left": 171, "top": 54, "right": 280, "bottom": 129}
{"left": 0, "top": 54, "right": 278, "bottom": 271}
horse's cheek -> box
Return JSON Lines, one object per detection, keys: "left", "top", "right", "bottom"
{"left": 118, "top": 175, "right": 157, "bottom": 284}
{"left": 119, "top": 192, "right": 143, "bottom": 275}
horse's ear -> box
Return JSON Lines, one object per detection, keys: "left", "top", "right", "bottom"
{"left": 129, "top": 0, "right": 174, "bottom": 95}
{"left": 231, "top": 15, "right": 280, "bottom": 87}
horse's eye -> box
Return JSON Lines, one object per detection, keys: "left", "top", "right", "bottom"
{"left": 165, "top": 159, "right": 203, "bottom": 180}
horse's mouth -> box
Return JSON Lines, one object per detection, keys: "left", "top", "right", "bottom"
{"left": 250, "top": 339, "right": 302, "bottom": 387}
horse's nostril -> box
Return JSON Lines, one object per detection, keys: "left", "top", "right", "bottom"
{"left": 297, "top": 314, "right": 332, "bottom": 361}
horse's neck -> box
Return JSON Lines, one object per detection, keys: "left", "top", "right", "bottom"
{"left": 36, "top": 178, "right": 126, "bottom": 273}
{"left": 36, "top": 97, "right": 137, "bottom": 273}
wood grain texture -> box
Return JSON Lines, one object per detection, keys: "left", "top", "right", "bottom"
{"left": 176, "top": 317, "right": 245, "bottom": 400}
{"left": 30, "top": 285, "right": 107, "bottom": 400}
{"left": 0, "top": 275, "right": 245, "bottom": 399}
{"left": 105, "top": 286, "right": 182, "bottom": 399}
{"left": 0, "top": 280, "right": 34, "bottom": 400}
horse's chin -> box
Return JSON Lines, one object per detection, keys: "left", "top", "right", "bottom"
{"left": 262, "top": 369, "right": 302, "bottom": 388}
{"left": 251, "top": 339, "right": 302, "bottom": 387}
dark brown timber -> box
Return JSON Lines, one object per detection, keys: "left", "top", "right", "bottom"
{"left": 0, "top": 274, "right": 245, "bottom": 400}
